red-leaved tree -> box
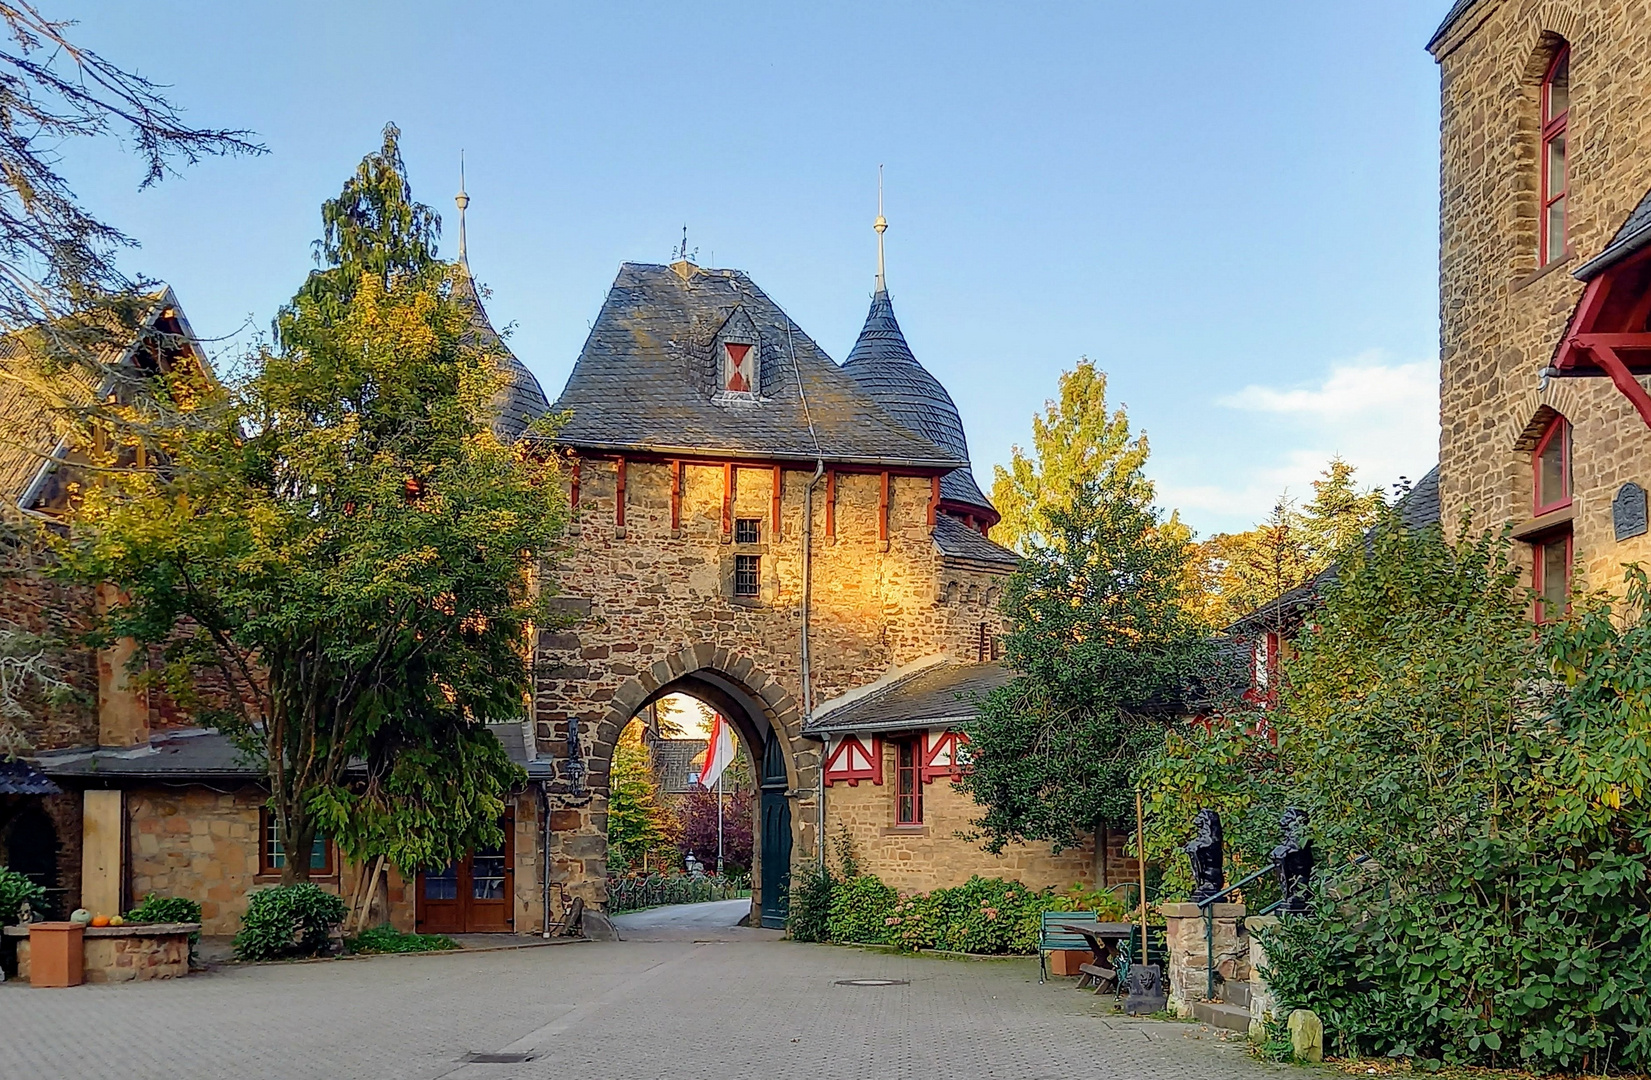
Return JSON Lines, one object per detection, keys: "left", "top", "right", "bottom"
{"left": 677, "top": 787, "right": 753, "bottom": 874}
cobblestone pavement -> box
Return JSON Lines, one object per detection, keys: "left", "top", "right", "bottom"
{"left": 0, "top": 934, "right": 1283, "bottom": 1080}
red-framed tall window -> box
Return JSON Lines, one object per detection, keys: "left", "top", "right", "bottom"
{"left": 894, "top": 738, "right": 923, "bottom": 825}
{"left": 1540, "top": 45, "right": 1571, "bottom": 266}
{"left": 1533, "top": 530, "right": 1573, "bottom": 624}
{"left": 1533, "top": 414, "right": 1572, "bottom": 514}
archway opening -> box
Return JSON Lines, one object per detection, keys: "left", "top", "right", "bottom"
{"left": 606, "top": 676, "right": 793, "bottom": 929}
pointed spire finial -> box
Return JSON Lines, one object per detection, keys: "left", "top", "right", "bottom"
{"left": 873, "top": 164, "right": 888, "bottom": 294}
{"left": 455, "top": 151, "right": 470, "bottom": 266}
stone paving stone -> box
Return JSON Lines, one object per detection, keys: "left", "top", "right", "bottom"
{"left": 0, "top": 937, "right": 1283, "bottom": 1080}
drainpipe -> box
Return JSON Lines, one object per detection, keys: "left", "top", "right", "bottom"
{"left": 540, "top": 780, "right": 553, "bottom": 937}
{"left": 802, "top": 457, "right": 825, "bottom": 870}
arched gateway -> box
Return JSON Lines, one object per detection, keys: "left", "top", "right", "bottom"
{"left": 529, "top": 256, "right": 1024, "bottom": 925}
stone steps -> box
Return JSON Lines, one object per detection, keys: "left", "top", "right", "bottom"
{"left": 1192, "top": 999, "right": 1252, "bottom": 1033}
{"left": 1219, "top": 979, "right": 1253, "bottom": 1009}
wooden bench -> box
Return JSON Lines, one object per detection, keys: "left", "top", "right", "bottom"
{"left": 1056, "top": 921, "right": 1136, "bottom": 994}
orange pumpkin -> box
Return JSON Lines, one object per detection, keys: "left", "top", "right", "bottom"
{"left": 89, "top": 915, "right": 110, "bottom": 927}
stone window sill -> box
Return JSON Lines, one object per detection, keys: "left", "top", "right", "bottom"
{"left": 1510, "top": 248, "right": 1578, "bottom": 293}
{"left": 882, "top": 825, "right": 929, "bottom": 837}
{"left": 253, "top": 873, "right": 340, "bottom": 885}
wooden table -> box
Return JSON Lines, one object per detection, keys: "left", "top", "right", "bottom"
{"left": 1055, "top": 922, "right": 1135, "bottom": 994}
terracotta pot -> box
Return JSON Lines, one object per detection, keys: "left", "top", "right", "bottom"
{"left": 28, "top": 923, "right": 84, "bottom": 988}
{"left": 1047, "top": 948, "right": 1091, "bottom": 977}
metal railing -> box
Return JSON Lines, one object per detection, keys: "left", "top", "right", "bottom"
{"left": 606, "top": 872, "right": 751, "bottom": 915}
{"left": 1195, "top": 861, "right": 1278, "bottom": 1001}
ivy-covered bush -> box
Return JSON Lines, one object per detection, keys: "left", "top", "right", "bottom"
{"left": 0, "top": 867, "right": 44, "bottom": 925}
{"left": 1140, "top": 508, "right": 1651, "bottom": 1072}
{"left": 232, "top": 883, "right": 348, "bottom": 961}
{"left": 826, "top": 874, "right": 897, "bottom": 945}
{"left": 787, "top": 864, "right": 834, "bottom": 942}
{"left": 127, "top": 893, "right": 203, "bottom": 961}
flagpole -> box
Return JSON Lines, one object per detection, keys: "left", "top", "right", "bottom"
{"left": 717, "top": 768, "right": 725, "bottom": 876}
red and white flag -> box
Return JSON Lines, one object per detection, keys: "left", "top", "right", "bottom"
{"left": 698, "top": 712, "right": 737, "bottom": 789}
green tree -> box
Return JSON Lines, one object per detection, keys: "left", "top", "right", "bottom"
{"left": 962, "top": 463, "right": 1214, "bottom": 852}
{"left": 60, "top": 128, "right": 567, "bottom": 883}
{"left": 990, "top": 359, "right": 1150, "bottom": 554}
{"left": 607, "top": 729, "right": 677, "bottom": 869}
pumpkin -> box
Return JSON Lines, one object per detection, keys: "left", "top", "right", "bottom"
{"left": 69, "top": 909, "right": 92, "bottom": 925}
{"left": 108, "top": 915, "right": 125, "bottom": 927}
{"left": 90, "top": 915, "right": 110, "bottom": 927}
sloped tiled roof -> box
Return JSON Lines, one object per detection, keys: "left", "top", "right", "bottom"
{"left": 0, "top": 291, "right": 174, "bottom": 508}
{"left": 649, "top": 738, "right": 709, "bottom": 794}
{"left": 1426, "top": 0, "right": 1484, "bottom": 51}
{"left": 451, "top": 266, "right": 551, "bottom": 441}
{"left": 0, "top": 759, "right": 59, "bottom": 795}
{"left": 550, "top": 263, "right": 965, "bottom": 469}
{"left": 1576, "top": 185, "right": 1651, "bottom": 282}
{"left": 842, "top": 289, "right": 994, "bottom": 515}
{"left": 805, "top": 661, "right": 1010, "bottom": 736}
{"left": 933, "top": 514, "right": 1020, "bottom": 570}
{"left": 1226, "top": 465, "right": 1442, "bottom": 636}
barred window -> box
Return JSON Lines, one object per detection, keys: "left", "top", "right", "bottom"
{"left": 734, "top": 554, "right": 760, "bottom": 597}
{"left": 735, "top": 518, "right": 760, "bottom": 544}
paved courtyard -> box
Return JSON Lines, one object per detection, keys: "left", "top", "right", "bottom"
{"left": 0, "top": 904, "right": 1281, "bottom": 1080}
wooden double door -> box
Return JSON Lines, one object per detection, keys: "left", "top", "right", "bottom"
{"left": 415, "top": 814, "right": 514, "bottom": 934}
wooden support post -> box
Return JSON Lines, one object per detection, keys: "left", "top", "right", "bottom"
{"left": 722, "top": 463, "right": 734, "bottom": 538}
{"left": 825, "top": 469, "right": 836, "bottom": 538}
{"left": 570, "top": 456, "right": 580, "bottom": 509}
{"left": 929, "top": 475, "right": 940, "bottom": 527}
{"left": 771, "top": 465, "right": 782, "bottom": 539}
{"left": 670, "top": 460, "right": 682, "bottom": 532}
{"left": 879, "top": 471, "right": 891, "bottom": 543}
{"left": 614, "top": 456, "right": 626, "bottom": 529}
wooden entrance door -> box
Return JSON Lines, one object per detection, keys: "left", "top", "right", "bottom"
{"left": 759, "top": 734, "right": 791, "bottom": 929}
{"left": 416, "top": 813, "right": 514, "bottom": 934}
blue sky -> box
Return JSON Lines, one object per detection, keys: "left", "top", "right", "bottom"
{"left": 73, "top": 1, "right": 1446, "bottom": 536}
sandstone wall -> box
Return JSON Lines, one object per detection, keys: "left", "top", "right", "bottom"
{"left": 1435, "top": 1, "right": 1651, "bottom": 586}
{"left": 825, "top": 741, "right": 1094, "bottom": 895}
{"left": 537, "top": 456, "right": 1010, "bottom": 912}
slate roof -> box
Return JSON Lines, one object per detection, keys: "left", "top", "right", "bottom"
{"left": 649, "top": 738, "right": 709, "bottom": 794}
{"left": 33, "top": 724, "right": 551, "bottom": 782}
{"left": 0, "top": 758, "right": 59, "bottom": 795}
{"left": 1227, "top": 465, "right": 1442, "bottom": 636}
{"left": 0, "top": 290, "right": 179, "bottom": 509}
{"left": 550, "top": 263, "right": 965, "bottom": 469}
{"left": 805, "top": 661, "right": 1011, "bottom": 736}
{"left": 451, "top": 266, "right": 551, "bottom": 441}
{"left": 933, "top": 514, "right": 1020, "bottom": 569}
{"left": 1426, "top": 0, "right": 1483, "bottom": 51}
{"left": 1575, "top": 185, "right": 1651, "bottom": 281}
{"left": 842, "top": 289, "right": 995, "bottom": 516}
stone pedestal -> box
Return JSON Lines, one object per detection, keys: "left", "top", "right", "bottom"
{"left": 1245, "top": 915, "right": 1281, "bottom": 1039}
{"left": 1159, "top": 902, "right": 1248, "bottom": 1017}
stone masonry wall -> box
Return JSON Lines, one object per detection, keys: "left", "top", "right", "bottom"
{"left": 0, "top": 573, "right": 97, "bottom": 751}
{"left": 1435, "top": 1, "right": 1651, "bottom": 586}
{"left": 825, "top": 738, "right": 1094, "bottom": 895}
{"left": 537, "top": 456, "right": 1010, "bottom": 914}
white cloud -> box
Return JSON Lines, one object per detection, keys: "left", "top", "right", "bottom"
{"left": 1155, "top": 353, "right": 1439, "bottom": 536}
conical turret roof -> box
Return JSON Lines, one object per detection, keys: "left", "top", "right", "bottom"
{"left": 451, "top": 264, "right": 550, "bottom": 441}
{"left": 842, "top": 289, "right": 995, "bottom": 519}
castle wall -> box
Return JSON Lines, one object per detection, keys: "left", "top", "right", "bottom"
{"left": 1435, "top": 1, "right": 1651, "bottom": 587}
{"left": 536, "top": 456, "right": 1010, "bottom": 913}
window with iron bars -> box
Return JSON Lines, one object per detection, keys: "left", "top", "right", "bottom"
{"left": 734, "top": 554, "right": 760, "bottom": 597}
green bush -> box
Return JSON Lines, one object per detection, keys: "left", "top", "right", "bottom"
{"left": 126, "top": 893, "right": 203, "bottom": 962}
{"left": 787, "top": 864, "right": 833, "bottom": 942}
{"left": 232, "top": 883, "right": 348, "bottom": 961}
{"left": 827, "top": 875, "right": 897, "bottom": 945}
{"left": 0, "top": 867, "right": 44, "bottom": 926}
{"left": 347, "top": 926, "right": 458, "bottom": 954}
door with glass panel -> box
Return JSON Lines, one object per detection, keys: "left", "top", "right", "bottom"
{"left": 415, "top": 812, "right": 514, "bottom": 933}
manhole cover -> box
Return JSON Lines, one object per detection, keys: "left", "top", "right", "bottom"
{"left": 463, "top": 1052, "right": 537, "bottom": 1064}
{"left": 834, "top": 978, "right": 908, "bottom": 986}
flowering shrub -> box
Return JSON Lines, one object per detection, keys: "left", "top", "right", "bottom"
{"left": 826, "top": 874, "right": 897, "bottom": 944}
{"left": 813, "top": 872, "right": 1073, "bottom": 954}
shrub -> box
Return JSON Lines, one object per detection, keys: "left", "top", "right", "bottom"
{"left": 0, "top": 867, "right": 44, "bottom": 926}
{"left": 126, "top": 893, "right": 203, "bottom": 961}
{"left": 232, "top": 883, "right": 348, "bottom": 961}
{"left": 348, "top": 926, "right": 458, "bottom": 954}
{"left": 920, "top": 877, "right": 1067, "bottom": 954}
{"left": 826, "top": 875, "right": 897, "bottom": 945}
{"left": 787, "top": 864, "right": 833, "bottom": 943}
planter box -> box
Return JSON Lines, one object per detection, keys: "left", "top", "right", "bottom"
{"left": 5, "top": 922, "right": 198, "bottom": 985}
{"left": 23, "top": 923, "right": 83, "bottom": 987}
{"left": 1047, "top": 948, "right": 1091, "bottom": 977}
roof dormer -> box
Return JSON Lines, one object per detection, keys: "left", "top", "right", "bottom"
{"left": 713, "top": 306, "right": 762, "bottom": 400}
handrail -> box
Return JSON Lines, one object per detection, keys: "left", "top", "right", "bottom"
{"left": 1196, "top": 860, "right": 1279, "bottom": 1001}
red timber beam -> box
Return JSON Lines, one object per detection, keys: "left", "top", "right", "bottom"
{"left": 670, "top": 459, "right": 682, "bottom": 532}
{"left": 1583, "top": 344, "right": 1651, "bottom": 427}
{"left": 771, "top": 465, "right": 782, "bottom": 539}
{"left": 721, "top": 462, "right": 734, "bottom": 539}
{"left": 825, "top": 468, "right": 836, "bottom": 538}
{"left": 614, "top": 456, "right": 626, "bottom": 529}
{"left": 928, "top": 476, "right": 940, "bottom": 528}
{"left": 879, "top": 471, "right": 891, "bottom": 543}
{"left": 570, "top": 456, "right": 580, "bottom": 509}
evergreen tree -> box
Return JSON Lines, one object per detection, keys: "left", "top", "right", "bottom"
{"left": 607, "top": 728, "right": 678, "bottom": 870}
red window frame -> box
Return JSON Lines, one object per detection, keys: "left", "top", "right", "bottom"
{"left": 1532, "top": 414, "right": 1572, "bottom": 515}
{"left": 1532, "top": 529, "right": 1573, "bottom": 624}
{"left": 1539, "top": 45, "right": 1570, "bottom": 266}
{"left": 259, "top": 807, "right": 334, "bottom": 877}
{"left": 894, "top": 738, "right": 923, "bottom": 825}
